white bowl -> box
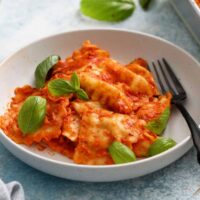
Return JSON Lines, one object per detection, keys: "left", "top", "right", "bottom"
{"left": 0, "top": 29, "right": 199, "bottom": 182}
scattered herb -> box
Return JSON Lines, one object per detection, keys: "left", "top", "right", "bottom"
{"left": 80, "top": 0, "right": 136, "bottom": 22}
{"left": 18, "top": 96, "right": 46, "bottom": 135}
{"left": 48, "top": 79, "right": 75, "bottom": 96}
{"left": 108, "top": 141, "right": 136, "bottom": 164}
{"left": 146, "top": 107, "right": 170, "bottom": 135}
{"left": 48, "top": 73, "right": 89, "bottom": 100}
{"left": 148, "top": 137, "right": 176, "bottom": 156}
{"left": 76, "top": 89, "right": 89, "bottom": 101}
{"left": 70, "top": 72, "right": 80, "bottom": 89}
{"left": 35, "top": 55, "right": 60, "bottom": 88}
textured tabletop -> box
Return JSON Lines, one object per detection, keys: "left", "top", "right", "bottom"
{"left": 0, "top": 0, "right": 200, "bottom": 199}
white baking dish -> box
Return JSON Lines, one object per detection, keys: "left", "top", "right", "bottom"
{"left": 171, "top": 0, "right": 200, "bottom": 45}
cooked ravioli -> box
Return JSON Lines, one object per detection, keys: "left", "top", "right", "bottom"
{"left": 0, "top": 41, "right": 171, "bottom": 165}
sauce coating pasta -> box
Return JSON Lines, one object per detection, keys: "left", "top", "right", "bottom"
{"left": 0, "top": 41, "right": 171, "bottom": 165}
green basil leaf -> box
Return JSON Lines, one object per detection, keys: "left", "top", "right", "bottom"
{"left": 139, "top": 0, "right": 152, "bottom": 9}
{"left": 76, "top": 89, "right": 89, "bottom": 100}
{"left": 18, "top": 96, "right": 46, "bottom": 135}
{"left": 70, "top": 72, "right": 80, "bottom": 89}
{"left": 148, "top": 137, "right": 176, "bottom": 156}
{"left": 48, "top": 79, "right": 75, "bottom": 97}
{"left": 47, "top": 74, "right": 89, "bottom": 100}
{"left": 35, "top": 55, "right": 60, "bottom": 88}
{"left": 80, "top": 0, "right": 136, "bottom": 22}
{"left": 146, "top": 107, "right": 170, "bottom": 135}
{"left": 108, "top": 141, "right": 136, "bottom": 164}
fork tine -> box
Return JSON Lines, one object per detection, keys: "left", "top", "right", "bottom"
{"left": 162, "top": 58, "right": 186, "bottom": 95}
{"left": 157, "top": 60, "right": 176, "bottom": 95}
{"left": 152, "top": 62, "right": 167, "bottom": 94}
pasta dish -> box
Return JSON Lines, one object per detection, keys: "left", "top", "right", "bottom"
{"left": 0, "top": 41, "right": 175, "bottom": 165}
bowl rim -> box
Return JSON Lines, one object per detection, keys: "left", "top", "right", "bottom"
{"left": 0, "top": 28, "right": 197, "bottom": 169}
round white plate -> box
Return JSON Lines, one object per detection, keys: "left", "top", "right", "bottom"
{"left": 0, "top": 29, "right": 198, "bottom": 182}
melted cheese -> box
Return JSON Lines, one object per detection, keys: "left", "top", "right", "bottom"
{"left": 73, "top": 102, "right": 143, "bottom": 164}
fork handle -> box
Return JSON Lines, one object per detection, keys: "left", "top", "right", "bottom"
{"left": 175, "top": 102, "right": 200, "bottom": 164}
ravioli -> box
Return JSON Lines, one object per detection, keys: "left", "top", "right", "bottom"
{"left": 0, "top": 41, "right": 171, "bottom": 165}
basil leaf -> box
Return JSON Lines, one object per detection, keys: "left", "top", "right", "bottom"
{"left": 18, "top": 96, "right": 46, "bottom": 135}
{"left": 35, "top": 55, "right": 60, "bottom": 88}
{"left": 70, "top": 72, "right": 80, "bottom": 89}
{"left": 76, "top": 89, "right": 89, "bottom": 100}
{"left": 148, "top": 137, "right": 176, "bottom": 156}
{"left": 80, "top": 0, "right": 136, "bottom": 22}
{"left": 146, "top": 107, "right": 170, "bottom": 135}
{"left": 48, "top": 79, "right": 75, "bottom": 97}
{"left": 139, "top": 0, "right": 152, "bottom": 9}
{"left": 108, "top": 141, "right": 136, "bottom": 164}
{"left": 47, "top": 74, "right": 89, "bottom": 100}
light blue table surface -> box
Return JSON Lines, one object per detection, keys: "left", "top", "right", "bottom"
{"left": 0, "top": 0, "right": 200, "bottom": 199}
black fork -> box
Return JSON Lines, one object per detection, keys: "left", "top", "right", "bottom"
{"left": 150, "top": 58, "right": 200, "bottom": 164}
